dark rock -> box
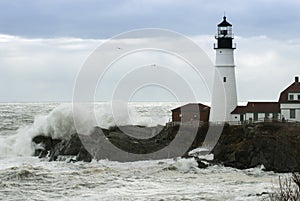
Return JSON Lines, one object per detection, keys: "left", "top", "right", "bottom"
{"left": 76, "top": 147, "right": 92, "bottom": 162}
{"left": 32, "top": 136, "right": 62, "bottom": 157}
{"left": 31, "top": 122, "right": 300, "bottom": 172}
{"left": 196, "top": 159, "right": 208, "bottom": 169}
{"left": 61, "top": 133, "right": 82, "bottom": 155}
{"left": 38, "top": 150, "right": 48, "bottom": 158}
{"left": 32, "top": 136, "right": 52, "bottom": 150}
{"left": 212, "top": 122, "right": 300, "bottom": 173}
{"left": 49, "top": 140, "right": 66, "bottom": 161}
{"left": 33, "top": 133, "right": 93, "bottom": 162}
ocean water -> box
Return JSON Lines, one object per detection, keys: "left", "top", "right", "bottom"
{"left": 0, "top": 102, "right": 285, "bottom": 200}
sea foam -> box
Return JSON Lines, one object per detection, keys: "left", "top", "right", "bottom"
{"left": 0, "top": 102, "right": 177, "bottom": 157}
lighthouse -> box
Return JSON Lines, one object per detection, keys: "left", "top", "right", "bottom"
{"left": 210, "top": 16, "right": 238, "bottom": 122}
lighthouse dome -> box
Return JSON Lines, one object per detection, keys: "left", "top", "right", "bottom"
{"left": 218, "top": 16, "right": 232, "bottom": 27}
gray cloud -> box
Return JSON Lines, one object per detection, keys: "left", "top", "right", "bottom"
{"left": 0, "top": 33, "right": 299, "bottom": 102}
{"left": 0, "top": 0, "right": 299, "bottom": 39}
{"left": 0, "top": 1, "right": 299, "bottom": 102}
{"left": 0, "top": 35, "right": 98, "bottom": 102}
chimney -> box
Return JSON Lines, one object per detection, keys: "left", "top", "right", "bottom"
{"left": 296, "top": 76, "right": 299, "bottom": 83}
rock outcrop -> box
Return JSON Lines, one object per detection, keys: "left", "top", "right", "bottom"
{"left": 212, "top": 122, "right": 300, "bottom": 173}
{"left": 32, "top": 133, "right": 92, "bottom": 162}
{"left": 31, "top": 122, "right": 300, "bottom": 173}
{"left": 31, "top": 124, "right": 206, "bottom": 162}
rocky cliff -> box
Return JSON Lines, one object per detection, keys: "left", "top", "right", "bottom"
{"left": 32, "top": 122, "right": 300, "bottom": 172}
{"left": 212, "top": 122, "right": 300, "bottom": 173}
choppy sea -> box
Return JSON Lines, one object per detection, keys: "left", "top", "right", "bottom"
{"left": 0, "top": 102, "right": 286, "bottom": 201}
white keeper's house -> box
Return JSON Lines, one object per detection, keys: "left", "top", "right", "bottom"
{"left": 279, "top": 77, "right": 300, "bottom": 121}
{"left": 231, "top": 77, "right": 300, "bottom": 123}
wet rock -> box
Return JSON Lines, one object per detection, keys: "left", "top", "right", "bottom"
{"left": 212, "top": 122, "right": 300, "bottom": 173}
{"left": 33, "top": 133, "right": 92, "bottom": 162}
{"left": 196, "top": 159, "right": 209, "bottom": 169}
{"left": 38, "top": 150, "right": 48, "bottom": 158}
{"left": 31, "top": 122, "right": 300, "bottom": 172}
{"left": 32, "top": 136, "right": 61, "bottom": 157}
{"left": 49, "top": 140, "right": 66, "bottom": 161}
{"left": 76, "top": 147, "right": 92, "bottom": 162}
{"left": 61, "top": 133, "right": 82, "bottom": 155}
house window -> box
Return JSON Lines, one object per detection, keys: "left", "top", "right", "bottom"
{"left": 298, "top": 95, "right": 300, "bottom": 100}
{"left": 254, "top": 113, "right": 258, "bottom": 121}
{"left": 265, "top": 113, "right": 269, "bottom": 118}
{"left": 289, "top": 94, "right": 294, "bottom": 100}
{"left": 223, "top": 77, "right": 226, "bottom": 83}
{"left": 290, "top": 109, "right": 296, "bottom": 119}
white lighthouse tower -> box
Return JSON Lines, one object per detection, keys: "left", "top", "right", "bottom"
{"left": 210, "top": 16, "right": 238, "bottom": 122}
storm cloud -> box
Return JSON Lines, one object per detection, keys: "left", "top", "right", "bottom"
{"left": 0, "top": 0, "right": 299, "bottom": 102}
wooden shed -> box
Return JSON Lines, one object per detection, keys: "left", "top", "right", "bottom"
{"left": 171, "top": 103, "right": 210, "bottom": 123}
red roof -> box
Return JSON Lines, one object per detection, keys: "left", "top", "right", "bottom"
{"left": 279, "top": 77, "right": 300, "bottom": 103}
{"left": 231, "top": 106, "right": 247, "bottom": 114}
{"left": 171, "top": 103, "right": 210, "bottom": 112}
{"left": 231, "top": 102, "right": 280, "bottom": 114}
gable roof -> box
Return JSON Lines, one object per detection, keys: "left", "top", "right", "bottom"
{"left": 231, "top": 106, "right": 247, "bottom": 114}
{"left": 279, "top": 77, "right": 300, "bottom": 103}
{"left": 171, "top": 103, "right": 210, "bottom": 112}
{"left": 231, "top": 102, "right": 280, "bottom": 114}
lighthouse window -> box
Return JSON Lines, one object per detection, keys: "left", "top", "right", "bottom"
{"left": 223, "top": 77, "right": 227, "bottom": 82}
{"left": 221, "top": 30, "right": 227, "bottom": 35}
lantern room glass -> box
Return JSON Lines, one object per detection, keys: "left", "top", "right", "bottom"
{"left": 217, "top": 26, "right": 233, "bottom": 38}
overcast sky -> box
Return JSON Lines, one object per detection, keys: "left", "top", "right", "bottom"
{"left": 0, "top": 0, "right": 299, "bottom": 102}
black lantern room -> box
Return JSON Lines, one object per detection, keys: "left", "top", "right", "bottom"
{"left": 214, "top": 16, "right": 235, "bottom": 49}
